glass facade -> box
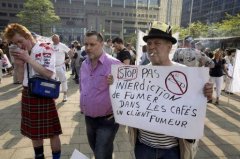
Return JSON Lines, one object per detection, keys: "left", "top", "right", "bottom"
{"left": 181, "top": 0, "right": 240, "bottom": 27}
{"left": 0, "top": 0, "right": 182, "bottom": 43}
{"left": 86, "top": 0, "right": 97, "bottom": 6}
{"left": 138, "top": 0, "right": 148, "bottom": 9}
{"left": 126, "top": 0, "right": 136, "bottom": 8}
{"left": 112, "top": 0, "right": 123, "bottom": 7}
{"left": 149, "top": 0, "right": 160, "bottom": 8}
{"left": 99, "top": 0, "right": 111, "bottom": 6}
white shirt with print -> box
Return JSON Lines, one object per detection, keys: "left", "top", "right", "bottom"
{"left": 23, "top": 42, "right": 56, "bottom": 87}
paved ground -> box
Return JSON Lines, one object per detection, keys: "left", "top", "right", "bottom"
{"left": 0, "top": 72, "right": 239, "bottom": 159}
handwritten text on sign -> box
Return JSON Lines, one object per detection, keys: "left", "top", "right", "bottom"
{"left": 110, "top": 65, "right": 209, "bottom": 139}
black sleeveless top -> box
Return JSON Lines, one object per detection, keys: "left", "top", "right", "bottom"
{"left": 210, "top": 59, "right": 226, "bottom": 77}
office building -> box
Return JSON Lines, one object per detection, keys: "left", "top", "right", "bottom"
{"left": 0, "top": 0, "right": 183, "bottom": 43}
{"left": 181, "top": 0, "right": 240, "bottom": 27}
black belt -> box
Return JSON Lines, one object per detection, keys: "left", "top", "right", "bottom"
{"left": 87, "top": 114, "right": 114, "bottom": 120}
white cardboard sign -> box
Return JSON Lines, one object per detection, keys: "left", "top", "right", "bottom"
{"left": 110, "top": 65, "right": 209, "bottom": 139}
{"left": 70, "top": 149, "right": 89, "bottom": 159}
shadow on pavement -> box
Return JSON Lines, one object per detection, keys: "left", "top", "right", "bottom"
{"left": 0, "top": 99, "right": 23, "bottom": 149}
{"left": 67, "top": 75, "right": 79, "bottom": 96}
{"left": 196, "top": 105, "right": 240, "bottom": 158}
{"left": 221, "top": 91, "right": 240, "bottom": 102}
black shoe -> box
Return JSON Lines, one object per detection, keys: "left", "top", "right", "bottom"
{"left": 215, "top": 101, "right": 219, "bottom": 105}
{"left": 207, "top": 100, "right": 212, "bottom": 103}
{"left": 225, "top": 91, "right": 233, "bottom": 95}
{"left": 13, "top": 81, "right": 22, "bottom": 84}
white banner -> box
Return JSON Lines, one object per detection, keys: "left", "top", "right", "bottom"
{"left": 135, "top": 30, "right": 146, "bottom": 65}
{"left": 169, "top": 32, "right": 179, "bottom": 60}
{"left": 110, "top": 65, "right": 209, "bottom": 139}
{"left": 231, "top": 50, "right": 240, "bottom": 92}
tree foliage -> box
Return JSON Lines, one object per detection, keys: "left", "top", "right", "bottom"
{"left": 125, "top": 32, "right": 137, "bottom": 47}
{"left": 17, "top": 0, "right": 60, "bottom": 36}
{"left": 218, "top": 13, "right": 240, "bottom": 36}
{"left": 178, "top": 13, "right": 240, "bottom": 39}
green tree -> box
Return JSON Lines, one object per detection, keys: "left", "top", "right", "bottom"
{"left": 17, "top": 0, "right": 60, "bottom": 36}
{"left": 188, "top": 21, "right": 208, "bottom": 38}
{"left": 207, "top": 23, "right": 220, "bottom": 37}
{"left": 218, "top": 13, "right": 240, "bottom": 36}
{"left": 172, "top": 26, "right": 189, "bottom": 40}
{"left": 124, "top": 32, "right": 137, "bottom": 47}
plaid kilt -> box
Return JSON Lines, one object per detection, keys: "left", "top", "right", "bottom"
{"left": 21, "top": 88, "right": 62, "bottom": 140}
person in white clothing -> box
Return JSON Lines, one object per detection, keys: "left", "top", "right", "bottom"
{"left": 224, "top": 49, "right": 235, "bottom": 94}
{"left": 51, "top": 34, "right": 72, "bottom": 102}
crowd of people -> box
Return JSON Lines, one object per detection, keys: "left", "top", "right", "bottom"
{"left": 0, "top": 21, "right": 237, "bottom": 159}
{"left": 172, "top": 36, "right": 236, "bottom": 104}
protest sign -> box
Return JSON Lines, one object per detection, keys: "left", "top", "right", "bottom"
{"left": 110, "top": 65, "right": 209, "bottom": 139}
{"left": 230, "top": 50, "right": 240, "bottom": 92}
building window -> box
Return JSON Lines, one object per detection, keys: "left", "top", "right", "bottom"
{"left": 14, "top": 4, "right": 18, "bottom": 8}
{"left": 0, "top": 12, "right": 7, "bottom": 16}
{"left": 19, "top": 4, "right": 23, "bottom": 8}
{"left": 2, "top": 3, "right": 6, "bottom": 7}
{"left": 138, "top": 0, "right": 148, "bottom": 9}
{"left": 126, "top": 0, "right": 136, "bottom": 8}
{"left": 113, "top": 1, "right": 123, "bottom": 7}
{"left": 100, "top": 0, "right": 111, "bottom": 6}
{"left": 8, "top": 3, "right": 12, "bottom": 8}
{"left": 9, "top": 13, "right": 16, "bottom": 17}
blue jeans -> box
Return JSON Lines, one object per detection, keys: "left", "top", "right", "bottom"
{"left": 134, "top": 138, "right": 180, "bottom": 159}
{"left": 85, "top": 115, "right": 119, "bottom": 159}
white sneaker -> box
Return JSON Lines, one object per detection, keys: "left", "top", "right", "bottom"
{"left": 63, "top": 95, "right": 67, "bottom": 102}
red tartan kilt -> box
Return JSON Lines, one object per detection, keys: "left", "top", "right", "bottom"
{"left": 21, "top": 88, "right": 62, "bottom": 140}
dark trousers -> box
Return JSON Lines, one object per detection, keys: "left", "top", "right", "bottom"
{"left": 85, "top": 115, "right": 119, "bottom": 159}
{"left": 134, "top": 138, "right": 180, "bottom": 159}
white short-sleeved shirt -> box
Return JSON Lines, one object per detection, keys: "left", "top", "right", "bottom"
{"left": 23, "top": 42, "right": 56, "bottom": 87}
{"left": 51, "top": 43, "right": 70, "bottom": 66}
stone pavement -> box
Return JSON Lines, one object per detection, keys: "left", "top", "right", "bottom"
{"left": 0, "top": 72, "right": 239, "bottom": 159}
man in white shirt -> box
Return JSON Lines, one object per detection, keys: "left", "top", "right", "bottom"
{"left": 51, "top": 34, "right": 72, "bottom": 102}
{"left": 103, "top": 39, "right": 113, "bottom": 55}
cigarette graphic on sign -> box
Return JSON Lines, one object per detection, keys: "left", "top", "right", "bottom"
{"left": 165, "top": 71, "right": 188, "bottom": 95}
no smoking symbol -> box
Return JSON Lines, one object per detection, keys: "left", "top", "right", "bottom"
{"left": 165, "top": 71, "right": 188, "bottom": 95}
